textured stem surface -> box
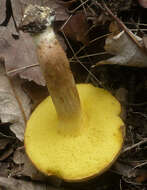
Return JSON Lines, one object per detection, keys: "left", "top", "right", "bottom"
{"left": 34, "top": 28, "right": 81, "bottom": 120}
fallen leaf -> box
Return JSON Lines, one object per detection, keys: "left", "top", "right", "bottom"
{"left": 62, "top": 11, "right": 89, "bottom": 45}
{"left": 0, "top": 176, "right": 61, "bottom": 190}
{"left": 0, "top": 25, "right": 45, "bottom": 86}
{"left": 95, "top": 30, "right": 147, "bottom": 67}
{"left": 0, "top": 63, "right": 31, "bottom": 141}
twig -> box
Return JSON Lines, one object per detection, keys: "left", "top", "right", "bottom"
{"left": 68, "top": 0, "right": 90, "bottom": 13}
{"left": 6, "top": 63, "right": 39, "bottom": 75}
{"left": 133, "top": 160, "right": 147, "bottom": 169}
{"left": 71, "top": 52, "right": 107, "bottom": 59}
{"left": 70, "top": 33, "right": 110, "bottom": 61}
{"left": 122, "top": 138, "right": 147, "bottom": 153}
{"left": 61, "top": 30, "right": 103, "bottom": 87}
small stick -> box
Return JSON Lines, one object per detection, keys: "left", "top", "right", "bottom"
{"left": 122, "top": 138, "right": 147, "bottom": 153}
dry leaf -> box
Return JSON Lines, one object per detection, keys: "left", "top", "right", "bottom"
{"left": 0, "top": 64, "right": 31, "bottom": 141}
{"left": 95, "top": 30, "right": 147, "bottom": 67}
{"left": 62, "top": 11, "right": 89, "bottom": 45}
{"left": 0, "top": 26, "right": 45, "bottom": 86}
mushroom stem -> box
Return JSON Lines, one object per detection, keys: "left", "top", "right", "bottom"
{"left": 33, "top": 27, "right": 81, "bottom": 121}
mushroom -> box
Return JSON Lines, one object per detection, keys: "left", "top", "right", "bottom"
{"left": 20, "top": 5, "right": 125, "bottom": 182}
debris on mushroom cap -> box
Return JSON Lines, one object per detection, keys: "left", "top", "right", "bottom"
{"left": 20, "top": 4, "right": 55, "bottom": 34}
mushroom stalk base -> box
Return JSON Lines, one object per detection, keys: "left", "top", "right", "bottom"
{"left": 33, "top": 28, "right": 82, "bottom": 131}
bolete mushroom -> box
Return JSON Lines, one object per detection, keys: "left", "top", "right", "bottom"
{"left": 20, "top": 5, "right": 125, "bottom": 181}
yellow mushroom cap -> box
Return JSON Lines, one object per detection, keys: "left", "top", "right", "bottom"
{"left": 25, "top": 84, "right": 124, "bottom": 181}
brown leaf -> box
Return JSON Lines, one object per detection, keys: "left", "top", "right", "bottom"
{"left": 62, "top": 11, "right": 89, "bottom": 45}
